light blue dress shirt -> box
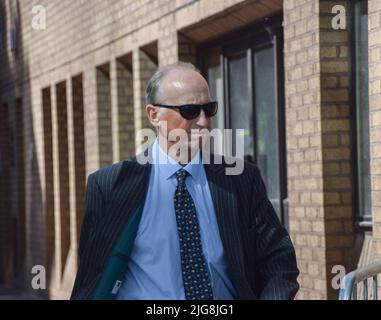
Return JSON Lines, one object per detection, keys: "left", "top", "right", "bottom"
{"left": 117, "top": 140, "right": 237, "bottom": 300}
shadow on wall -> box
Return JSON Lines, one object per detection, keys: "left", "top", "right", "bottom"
{"left": 0, "top": 0, "right": 49, "bottom": 299}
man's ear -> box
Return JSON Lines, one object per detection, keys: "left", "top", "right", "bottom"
{"left": 146, "top": 104, "right": 160, "bottom": 128}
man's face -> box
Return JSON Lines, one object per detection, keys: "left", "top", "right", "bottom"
{"left": 154, "top": 69, "right": 213, "bottom": 147}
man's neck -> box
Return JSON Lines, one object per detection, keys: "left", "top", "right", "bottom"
{"left": 157, "top": 135, "right": 199, "bottom": 166}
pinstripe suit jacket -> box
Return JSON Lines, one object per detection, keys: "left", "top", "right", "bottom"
{"left": 70, "top": 151, "right": 299, "bottom": 300}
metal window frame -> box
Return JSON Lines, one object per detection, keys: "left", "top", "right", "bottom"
{"left": 198, "top": 14, "right": 288, "bottom": 226}
{"left": 349, "top": 0, "right": 372, "bottom": 231}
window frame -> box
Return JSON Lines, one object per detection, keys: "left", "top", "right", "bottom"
{"left": 197, "top": 14, "right": 288, "bottom": 227}
{"left": 350, "top": 0, "right": 372, "bottom": 230}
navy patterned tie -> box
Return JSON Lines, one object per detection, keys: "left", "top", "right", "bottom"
{"left": 173, "top": 169, "right": 214, "bottom": 300}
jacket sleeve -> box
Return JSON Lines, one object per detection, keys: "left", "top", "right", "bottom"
{"left": 70, "top": 173, "right": 104, "bottom": 299}
{"left": 252, "top": 166, "right": 300, "bottom": 300}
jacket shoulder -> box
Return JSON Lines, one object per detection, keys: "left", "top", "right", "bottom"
{"left": 220, "top": 153, "right": 262, "bottom": 180}
{"left": 88, "top": 160, "right": 127, "bottom": 202}
{"left": 241, "top": 159, "right": 261, "bottom": 179}
{"left": 90, "top": 161, "right": 123, "bottom": 181}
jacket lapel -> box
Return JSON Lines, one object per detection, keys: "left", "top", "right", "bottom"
{"left": 204, "top": 155, "right": 255, "bottom": 299}
{"left": 93, "top": 157, "right": 151, "bottom": 281}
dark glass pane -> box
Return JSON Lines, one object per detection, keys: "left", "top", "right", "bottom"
{"left": 354, "top": 0, "right": 371, "bottom": 222}
{"left": 208, "top": 65, "right": 224, "bottom": 130}
{"left": 206, "top": 51, "right": 224, "bottom": 155}
{"left": 229, "top": 55, "right": 253, "bottom": 158}
{"left": 254, "top": 46, "right": 280, "bottom": 214}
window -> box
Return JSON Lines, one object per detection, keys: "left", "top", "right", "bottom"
{"left": 205, "top": 48, "right": 225, "bottom": 154}
{"left": 254, "top": 46, "right": 281, "bottom": 214}
{"left": 199, "top": 15, "right": 287, "bottom": 225}
{"left": 229, "top": 52, "right": 254, "bottom": 159}
{"left": 352, "top": 0, "right": 371, "bottom": 228}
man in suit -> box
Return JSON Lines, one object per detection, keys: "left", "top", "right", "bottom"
{"left": 71, "top": 62, "right": 299, "bottom": 300}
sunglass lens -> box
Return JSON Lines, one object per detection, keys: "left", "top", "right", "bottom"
{"left": 204, "top": 102, "right": 218, "bottom": 117}
{"left": 181, "top": 105, "right": 200, "bottom": 119}
{"left": 179, "top": 102, "right": 218, "bottom": 119}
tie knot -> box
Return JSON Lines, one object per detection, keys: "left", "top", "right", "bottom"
{"left": 175, "top": 169, "right": 189, "bottom": 184}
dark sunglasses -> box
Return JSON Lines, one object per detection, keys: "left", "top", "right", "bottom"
{"left": 153, "top": 101, "right": 218, "bottom": 120}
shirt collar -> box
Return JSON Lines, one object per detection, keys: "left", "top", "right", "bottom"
{"left": 152, "top": 139, "right": 203, "bottom": 181}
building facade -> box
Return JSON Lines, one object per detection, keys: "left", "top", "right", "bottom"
{"left": 0, "top": 0, "right": 380, "bottom": 299}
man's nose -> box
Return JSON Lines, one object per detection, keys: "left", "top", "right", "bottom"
{"left": 196, "top": 109, "right": 209, "bottom": 126}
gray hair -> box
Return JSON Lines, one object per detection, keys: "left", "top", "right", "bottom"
{"left": 145, "top": 61, "right": 201, "bottom": 105}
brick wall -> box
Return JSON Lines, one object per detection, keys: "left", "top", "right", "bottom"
{"left": 70, "top": 76, "right": 86, "bottom": 246}
{"left": 0, "top": 103, "right": 12, "bottom": 286}
{"left": 284, "top": 0, "right": 327, "bottom": 300}
{"left": 96, "top": 65, "right": 113, "bottom": 168}
{"left": 369, "top": 0, "right": 381, "bottom": 262}
{"left": 284, "top": 0, "right": 379, "bottom": 300}
{"left": 41, "top": 87, "right": 55, "bottom": 289}
{"left": 320, "top": 0, "right": 357, "bottom": 300}
{"left": 133, "top": 48, "right": 158, "bottom": 153}
{"left": 111, "top": 59, "right": 135, "bottom": 162}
